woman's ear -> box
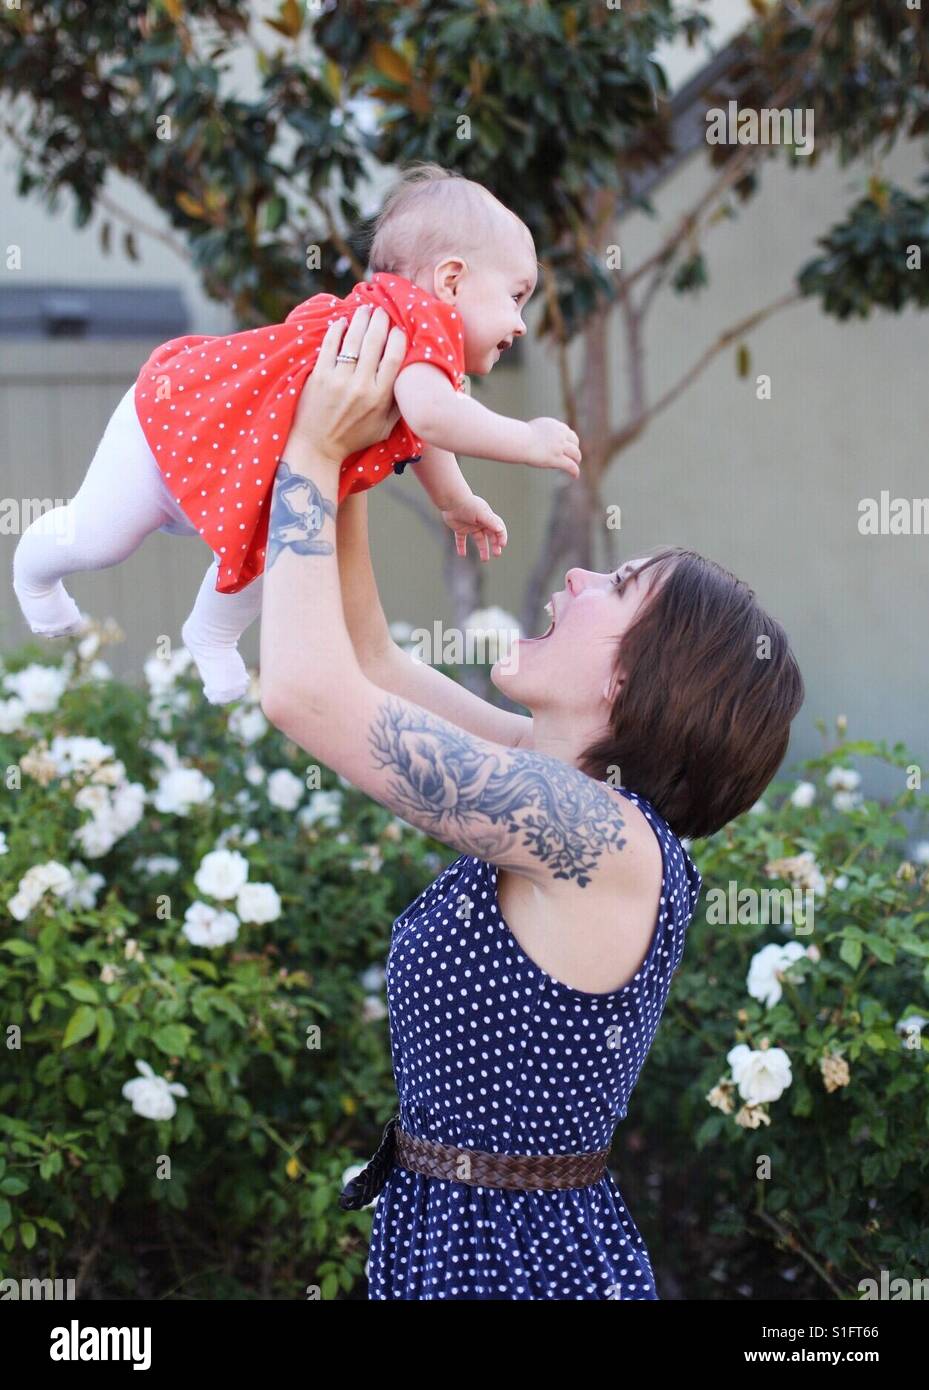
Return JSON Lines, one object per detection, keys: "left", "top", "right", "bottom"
{"left": 602, "top": 669, "right": 624, "bottom": 705}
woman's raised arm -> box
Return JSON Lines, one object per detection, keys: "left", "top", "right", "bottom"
{"left": 338, "top": 490, "right": 532, "bottom": 750}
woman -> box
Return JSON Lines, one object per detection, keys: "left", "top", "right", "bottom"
{"left": 259, "top": 303, "right": 805, "bottom": 1300}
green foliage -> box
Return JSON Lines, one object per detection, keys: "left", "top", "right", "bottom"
{"left": 0, "top": 633, "right": 450, "bottom": 1298}
{"left": 634, "top": 729, "right": 929, "bottom": 1298}
{"left": 798, "top": 178, "right": 929, "bottom": 318}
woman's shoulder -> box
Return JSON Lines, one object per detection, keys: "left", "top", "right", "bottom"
{"left": 604, "top": 785, "right": 701, "bottom": 908}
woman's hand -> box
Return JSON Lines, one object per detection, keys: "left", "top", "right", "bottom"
{"left": 287, "top": 304, "right": 408, "bottom": 465}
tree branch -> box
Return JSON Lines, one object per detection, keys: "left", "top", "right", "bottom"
{"left": 607, "top": 289, "right": 801, "bottom": 457}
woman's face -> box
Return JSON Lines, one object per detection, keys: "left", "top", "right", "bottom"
{"left": 493, "top": 556, "right": 665, "bottom": 713}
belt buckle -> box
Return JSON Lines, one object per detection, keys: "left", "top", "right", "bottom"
{"left": 338, "top": 1112, "right": 400, "bottom": 1211}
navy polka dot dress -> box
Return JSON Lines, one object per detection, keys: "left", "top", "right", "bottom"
{"left": 365, "top": 785, "right": 703, "bottom": 1300}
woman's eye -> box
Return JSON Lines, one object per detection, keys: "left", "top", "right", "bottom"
{"left": 612, "top": 571, "right": 626, "bottom": 592}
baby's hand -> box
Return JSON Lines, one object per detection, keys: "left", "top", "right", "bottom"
{"left": 440, "top": 494, "right": 508, "bottom": 563}
{"left": 526, "top": 417, "right": 581, "bottom": 476}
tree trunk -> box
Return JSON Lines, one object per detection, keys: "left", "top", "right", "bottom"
{"left": 521, "top": 304, "right": 610, "bottom": 632}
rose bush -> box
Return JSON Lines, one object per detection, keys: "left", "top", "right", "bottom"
{"left": 0, "top": 622, "right": 446, "bottom": 1300}
{"left": 2, "top": 625, "right": 926, "bottom": 1300}
{"left": 627, "top": 719, "right": 929, "bottom": 1300}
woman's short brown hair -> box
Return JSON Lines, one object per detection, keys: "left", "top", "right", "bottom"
{"left": 577, "top": 547, "right": 805, "bottom": 841}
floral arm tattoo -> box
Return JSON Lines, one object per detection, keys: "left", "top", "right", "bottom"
{"left": 369, "top": 698, "right": 627, "bottom": 886}
{"left": 265, "top": 461, "right": 336, "bottom": 570}
{"left": 264, "top": 459, "right": 628, "bottom": 886}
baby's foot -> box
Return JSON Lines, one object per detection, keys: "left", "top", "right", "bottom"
{"left": 181, "top": 618, "right": 249, "bottom": 705}
{"left": 13, "top": 577, "right": 87, "bottom": 637}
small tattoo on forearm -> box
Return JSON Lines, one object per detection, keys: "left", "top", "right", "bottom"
{"left": 265, "top": 461, "right": 336, "bottom": 570}
{"left": 368, "top": 698, "right": 628, "bottom": 884}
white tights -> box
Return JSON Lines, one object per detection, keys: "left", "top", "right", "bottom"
{"left": 11, "top": 384, "right": 263, "bottom": 703}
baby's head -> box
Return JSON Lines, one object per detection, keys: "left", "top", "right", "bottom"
{"left": 367, "top": 163, "right": 538, "bottom": 375}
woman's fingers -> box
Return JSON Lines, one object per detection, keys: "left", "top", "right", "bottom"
{"left": 375, "top": 324, "right": 409, "bottom": 393}
{"left": 339, "top": 303, "right": 374, "bottom": 362}
{"left": 315, "top": 315, "right": 349, "bottom": 373}
{"left": 354, "top": 305, "right": 392, "bottom": 377}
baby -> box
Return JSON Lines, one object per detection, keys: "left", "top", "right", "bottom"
{"left": 11, "top": 164, "right": 580, "bottom": 704}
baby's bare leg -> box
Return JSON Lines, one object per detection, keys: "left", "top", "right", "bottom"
{"left": 181, "top": 560, "right": 264, "bottom": 704}
{"left": 12, "top": 386, "right": 182, "bottom": 635}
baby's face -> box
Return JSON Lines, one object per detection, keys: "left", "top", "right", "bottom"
{"left": 451, "top": 246, "right": 538, "bottom": 375}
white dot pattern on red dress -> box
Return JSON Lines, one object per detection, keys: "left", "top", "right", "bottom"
{"left": 365, "top": 786, "right": 704, "bottom": 1300}
{"left": 133, "top": 273, "right": 467, "bottom": 590}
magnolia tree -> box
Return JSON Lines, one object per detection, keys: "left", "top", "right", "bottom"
{"left": 3, "top": 0, "right": 929, "bottom": 654}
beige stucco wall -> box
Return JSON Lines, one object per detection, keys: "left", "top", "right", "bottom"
{"left": 2, "top": 97, "right": 926, "bottom": 794}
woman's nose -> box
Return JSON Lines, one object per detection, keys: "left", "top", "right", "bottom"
{"left": 565, "top": 567, "right": 593, "bottom": 594}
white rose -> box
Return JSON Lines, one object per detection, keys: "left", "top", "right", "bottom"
{"left": 194, "top": 848, "right": 250, "bottom": 900}
{"left": 144, "top": 648, "right": 194, "bottom": 695}
{"left": 297, "top": 790, "right": 343, "bottom": 828}
{"left": 74, "top": 784, "right": 111, "bottom": 816}
{"left": 110, "top": 782, "right": 146, "bottom": 834}
{"left": 77, "top": 630, "right": 101, "bottom": 661}
{"left": 152, "top": 767, "right": 214, "bottom": 815}
{"left": 133, "top": 854, "right": 181, "bottom": 876}
{"left": 790, "top": 781, "right": 816, "bottom": 808}
{"left": 826, "top": 766, "right": 861, "bottom": 791}
{"left": 122, "top": 1059, "right": 188, "bottom": 1121}
{"left": 236, "top": 881, "right": 282, "bottom": 924}
{"left": 362, "top": 995, "right": 388, "bottom": 1022}
{"left": 0, "top": 831, "right": 8, "bottom": 856}
{"left": 7, "top": 861, "right": 75, "bottom": 919}
{"left": 912, "top": 842, "right": 929, "bottom": 866}
{"left": 8, "top": 890, "right": 39, "bottom": 922}
{"left": 0, "top": 697, "right": 28, "bottom": 734}
{"left": 727, "top": 1043, "right": 793, "bottom": 1104}
{"left": 3, "top": 663, "right": 69, "bottom": 713}
{"left": 73, "top": 818, "right": 118, "bottom": 858}
{"left": 360, "top": 964, "right": 386, "bottom": 993}
{"left": 182, "top": 901, "right": 241, "bottom": 947}
{"left": 747, "top": 942, "right": 808, "bottom": 1009}
{"left": 267, "top": 768, "right": 304, "bottom": 811}
{"left": 61, "top": 862, "right": 106, "bottom": 910}
{"left": 144, "top": 738, "right": 182, "bottom": 771}
{"left": 832, "top": 790, "right": 863, "bottom": 813}
{"left": 228, "top": 704, "right": 268, "bottom": 745}
{"left": 350, "top": 845, "right": 383, "bottom": 873}
{"left": 244, "top": 762, "right": 266, "bottom": 786}
{"left": 48, "top": 735, "right": 116, "bottom": 776}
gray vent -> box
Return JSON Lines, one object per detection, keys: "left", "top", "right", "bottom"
{"left": 0, "top": 284, "right": 189, "bottom": 340}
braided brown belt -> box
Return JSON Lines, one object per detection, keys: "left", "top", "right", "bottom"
{"left": 339, "top": 1112, "right": 611, "bottom": 1211}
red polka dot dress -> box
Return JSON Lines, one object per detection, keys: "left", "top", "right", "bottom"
{"left": 134, "top": 273, "right": 468, "bottom": 594}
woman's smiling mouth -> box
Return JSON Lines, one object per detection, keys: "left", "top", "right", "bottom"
{"left": 522, "top": 597, "right": 556, "bottom": 641}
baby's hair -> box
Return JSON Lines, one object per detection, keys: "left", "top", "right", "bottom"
{"left": 366, "top": 162, "right": 532, "bottom": 284}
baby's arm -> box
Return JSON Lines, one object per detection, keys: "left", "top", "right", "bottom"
{"left": 412, "top": 442, "right": 473, "bottom": 512}
{"left": 410, "top": 444, "right": 507, "bottom": 562}
{"left": 394, "top": 364, "right": 580, "bottom": 475}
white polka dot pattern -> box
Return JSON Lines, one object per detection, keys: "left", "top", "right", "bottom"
{"left": 132, "top": 273, "right": 468, "bottom": 595}
{"left": 366, "top": 784, "right": 703, "bottom": 1300}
